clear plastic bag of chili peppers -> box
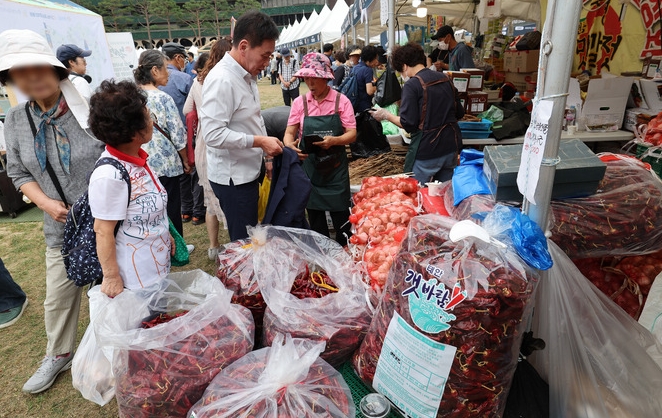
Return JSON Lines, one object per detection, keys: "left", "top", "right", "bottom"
{"left": 443, "top": 181, "right": 499, "bottom": 222}
{"left": 188, "top": 333, "right": 355, "bottom": 418}
{"left": 550, "top": 153, "right": 662, "bottom": 258}
{"left": 216, "top": 239, "right": 267, "bottom": 346}
{"left": 530, "top": 241, "right": 662, "bottom": 417}
{"left": 95, "top": 270, "right": 255, "bottom": 418}
{"left": 353, "top": 212, "right": 540, "bottom": 418}
{"left": 251, "top": 225, "right": 373, "bottom": 368}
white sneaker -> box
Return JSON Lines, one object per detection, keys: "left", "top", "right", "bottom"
{"left": 22, "top": 354, "right": 73, "bottom": 394}
{"left": 187, "top": 244, "right": 195, "bottom": 254}
{"left": 207, "top": 247, "right": 220, "bottom": 261}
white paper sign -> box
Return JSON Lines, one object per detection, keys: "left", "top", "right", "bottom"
{"left": 517, "top": 99, "right": 554, "bottom": 204}
{"left": 106, "top": 33, "right": 138, "bottom": 82}
{"left": 373, "top": 313, "right": 456, "bottom": 418}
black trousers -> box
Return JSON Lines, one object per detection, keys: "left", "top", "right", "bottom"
{"left": 180, "top": 169, "right": 205, "bottom": 218}
{"left": 282, "top": 87, "right": 300, "bottom": 106}
{"left": 271, "top": 71, "right": 279, "bottom": 85}
{"left": 210, "top": 179, "right": 259, "bottom": 241}
{"left": 159, "top": 175, "right": 183, "bottom": 237}
{"left": 307, "top": 209, "right": 352, "bottom": 247}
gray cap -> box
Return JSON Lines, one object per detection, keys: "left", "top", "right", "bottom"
{"left": 162, "top": 42, "right": 187, "bottom": 57}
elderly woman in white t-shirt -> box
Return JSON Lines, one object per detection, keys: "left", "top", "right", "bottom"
{"left": 87, "top": 80, "right": 173, "bottom": 297}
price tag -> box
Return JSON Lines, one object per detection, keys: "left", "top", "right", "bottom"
{"left": 517, "top": 100, "right": 554, "bottom": 204}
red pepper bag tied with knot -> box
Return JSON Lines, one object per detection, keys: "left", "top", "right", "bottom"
{"left": 216, "top": 239, "right": 267, "bottom": 345}
{"left": 251, "top": 225, "right": 373, "bottom": 368}
{"left": 95, "top": 270, "right": 255, "bottom": 418}
{"left": 353, "top": 212, "right": 539, "bottom": 418}
{"left": 188, "top": 333, "right": 355, "bottom": 418}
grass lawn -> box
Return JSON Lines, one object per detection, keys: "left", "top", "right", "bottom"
{"left": 0, "top": 78, "right": 303, "bottom": 418}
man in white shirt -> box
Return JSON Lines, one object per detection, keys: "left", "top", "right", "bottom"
{"left": 56, "top": 44, "right": 92, "bottom": 102}
{"left": 199, "top": 11, "right": 283, "bottom": 241}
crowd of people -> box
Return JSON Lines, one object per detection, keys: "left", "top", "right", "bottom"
{"left": 0, "top": 11, "right": 469, "bottom": 396}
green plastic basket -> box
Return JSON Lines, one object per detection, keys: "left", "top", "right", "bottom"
{"left": 338, "top": 362, "right": 402, "bottom": 418}
{"left": 635, "top": 143, "right": 662, "bottom": 177}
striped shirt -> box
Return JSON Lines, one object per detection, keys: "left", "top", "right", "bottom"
{"left": 280, "top": 58, "right": 300, "bottom": 90}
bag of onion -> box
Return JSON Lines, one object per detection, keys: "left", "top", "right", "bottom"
{"left": 95, "top": 270, "right": 255, "bottom": 418}
{"left": 251, "top": 225, "right": 373, "bottom": 368}
{"left": 353, "top": 208, "right": 546, "bottom": 418}
{"left": 188, "top": 334, "right": 355, "bottom": 418}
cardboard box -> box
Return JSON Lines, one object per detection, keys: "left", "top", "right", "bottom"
{"left": 466, "top": 92, "right": 489, "bottom": 115}
{"left": 445, "top": 71, "right": 470, "bottom": 93}
{"left": 505, "top": 72, "right": 537, "bottom": 93}
{"left": 460, "top": 68, "right": 485, "bottom": 91}
{"left": 503, "top": 50, "right": 540, "bottom": 73}
{"left": 624, "top": 108, "right": 655, "bottom": 132}
{"left": 639, "top": 79, "right": 662, "bottom": 112}
{"left": 568, "top": 76, "right": 634, "bottom": 131}
{"left": 483, "top": 139, "right": 606, "bottom": 201}
{"left": 457, "top": 92, "right": 468, "bottom": 111}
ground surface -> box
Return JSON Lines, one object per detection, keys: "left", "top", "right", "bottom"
{"left": 0, "top": 78, "right": 303, "bottom": 417}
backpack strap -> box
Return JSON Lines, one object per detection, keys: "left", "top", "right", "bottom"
{"left": 413, "top": 74, "right": 448, "bottom": 131}
{"left": 95, "top": 157, "right": 131, "bottom": 207}
{"left": 25, "top": 102, "right": 69, "bottom": 206}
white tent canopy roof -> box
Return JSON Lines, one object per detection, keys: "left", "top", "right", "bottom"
{"left": 320, "top": 1, "right": 350, "bottom": 44}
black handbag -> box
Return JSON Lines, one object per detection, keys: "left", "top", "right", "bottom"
{"left": 374, "top": 65, "right": 402, "bottom": 107}
{"left": 351, "top": 110, "right": 391, "bottom": 159}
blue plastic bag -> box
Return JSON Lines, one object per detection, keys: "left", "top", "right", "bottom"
{"left": 479, "top": 204, "right": 553, "bottom": 271}
{"left": 452, "top": 150, "right": 491, "bottom": 206}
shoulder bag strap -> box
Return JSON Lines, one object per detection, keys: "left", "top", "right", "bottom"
{"left": 25, "top": 102, "right": 68, "bottom": 206}
{"left": 153, "top": 120, "right": 185, "bottom": 168}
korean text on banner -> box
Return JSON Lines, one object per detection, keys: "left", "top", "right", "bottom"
{"left": 516, "top": 100, "right": 553, "bottom": 205}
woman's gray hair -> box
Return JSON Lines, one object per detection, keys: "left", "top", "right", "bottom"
{"left": 133, "top": 50, "right": 167, "bottom": 85}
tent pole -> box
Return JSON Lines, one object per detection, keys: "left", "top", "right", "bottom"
{"left": 522, "top": 0, "right": 582, "bottom": 230}
{"left": 387, "top": 0, "right": 395, "bottom": 51}
{"left": 352, "top": 25, "right": 357, "bottom": 45}
{"left": 365, "top": 11, "right": 370, "bottom": 45}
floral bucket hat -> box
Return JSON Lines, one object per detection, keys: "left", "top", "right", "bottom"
{"left": 294, "top": 52, "right": 334, "bottom": 80}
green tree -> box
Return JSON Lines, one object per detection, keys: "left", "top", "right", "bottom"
{"left": 207, "top": 0, "right": 230, "bottom": 39}
{"left": 152, "top": 0, "right": 182, "bottom": 40}
{"left": 97, "top": 0, "right": 130, "bottom": 32}
{"left": 134, "top": 0, "right": 156, "bottom": 44}
{"left": 184, "top": 0, "right": 210, "bottom": 45}
{"left": 232, "top": 0, "right": 262, "bottom": 16}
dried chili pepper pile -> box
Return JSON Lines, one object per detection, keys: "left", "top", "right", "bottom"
{"left": 263, "top": 265, "right": 371, "bottom": 368}
{"left": 115, "top": 306, "right": 254, "bottom": 418}
{"left": 348, "top": 177, "right": 420, "bottom": 290}
{"left": 189, "top": 335, "right": 354, "bottom": 418}
{"left": 141, "top": 311, "right": 188, "bottom": 328}
{"left": 216, "top": 239, "right": 267, "bottom": 344}
{"left": 353, "top": 215, "right": 536, "bottom": 418}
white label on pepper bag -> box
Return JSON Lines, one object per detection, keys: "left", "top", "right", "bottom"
{"left": 373, "top": 312, "right": 457, "bottom": 418}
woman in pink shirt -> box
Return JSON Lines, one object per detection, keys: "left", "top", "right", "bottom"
{"left": 283, "top": 53, "right": 357, "bottom": 245}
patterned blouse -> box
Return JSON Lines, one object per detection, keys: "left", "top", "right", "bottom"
{"left": 142, "top": 89, "right": 187, "bottom": 178}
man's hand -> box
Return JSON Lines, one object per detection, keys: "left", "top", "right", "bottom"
{"left": 313, "top": 136, "right": 338, "bottom": 150}
{"left": 286, "top": 138, "right": 309, "bottom": 161}
{"left": 41, "top": 198, "right": 69, "bottom": 223}
{"left": 255, "top": 136, "right": 284, "bottom": 157}
{"left": 182, "top": 161, "right": 193, "bottom": 175}
{"left": 101, "top": 276, "right": 124, "bottom": 298}
{"left": 265, "top": 161, "right": 274, "bottom": 180}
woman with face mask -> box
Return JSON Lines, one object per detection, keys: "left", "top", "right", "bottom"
{"left": 430, "top": 25, "right": 475, "bottom": 71}
{"left": 371, "top": 42, "right": 464, "bottom": 184}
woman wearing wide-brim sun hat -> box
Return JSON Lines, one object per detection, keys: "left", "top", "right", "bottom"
{"left": 0, "top": 29, "right": 104, "bottom": 394}
{"left": 283, "top": 52, "right": 357, "bottom": 245}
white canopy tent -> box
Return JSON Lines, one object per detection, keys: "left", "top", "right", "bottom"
{"left": 277, "top": 1, "right": 350, "bottom": 50}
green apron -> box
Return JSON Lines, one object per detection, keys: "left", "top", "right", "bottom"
{"left": 301, "top": 91, "right": 349, "bottom": 212}
{"left": 404, "top": 75, "right": 458, "bottom": 173}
